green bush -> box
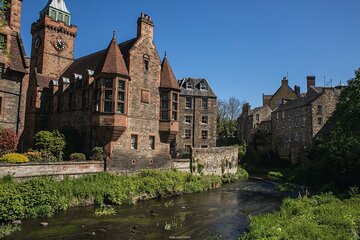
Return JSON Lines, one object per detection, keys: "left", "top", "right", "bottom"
{"left": 34, "top": 130, "right": 66, "bottom": 161}
{"left": 90, "top": 147, "right": 105, "bottom": 161}
{"left": 0, "top": 153, "right": 29, "bottom": 164}
{"left": 240, "top": 193, "right": 360, "bottom": 240}
{"left": 69, "top": 153, "right": 86, "bottom": 161}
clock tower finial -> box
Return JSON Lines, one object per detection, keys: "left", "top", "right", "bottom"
{"left": 40, "top": 0, "right": 71, "bottom": 25}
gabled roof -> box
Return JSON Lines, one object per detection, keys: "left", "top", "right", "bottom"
{"left": 60, "top": 38, "right": 136, "bottom": 79}
{"left": 249, "top": 105, "right": 271, "bottom": 116}
{"left": 274, "top": 93, "right": 323, "bottom": 112}
{"left": 178, "top": 77, "right": 217, "bottom": 98}
{"left": 96, "top": 35, "right": 129, "bottom": 77}
{"left": 160, "top": 56, "right": 180, "bottom": 91}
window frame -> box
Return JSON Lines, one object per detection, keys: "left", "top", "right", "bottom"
{"left": 186, "top": 81, "right": 193, "bottom": 90}
{"left": 131, "top": 135, "right": 138, "bottom": 150}
{"left": 200, "top": 82, "right": 207, "bottom": 91}
{"left": 201, "top": 130, "right": 208, "bottom": 140}
{"left": 185, "top": 97, "right": 192, "bottom": 109}
{"left": 201, "top": 98, "right": 208, "bottom": 110}
{"left": 201, "top": 115, "right": 208, "bottom": 124}
{"left": 149, "top": 136, "right": 155, "bottom": 150}
{"left": 185, "top": 129, "right": 191, "bottom": 139}
{"left": 184, "top": 115, "right": 192, "bottom": 124}
{"left": 117, "top": 79, "right": 126, "bottom": 114}
{"left": 0, "top": 63, "right": 4, "bottom": 79}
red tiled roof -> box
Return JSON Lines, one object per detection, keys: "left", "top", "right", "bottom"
{"left": 160, "top": 56, "right": 180, "bottom": 91}
{"left": 96, "top": 36, "right": 129, "bottom": 77}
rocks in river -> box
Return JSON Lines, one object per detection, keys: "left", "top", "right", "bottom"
{"left": 87, "top": 232, "right": 96, "bottom": 236}
{"left": 12, "top": 220, "right": 22, "bottom": 225}
{"left": 150, "top": 210, "right": 156, "bottom": 217}
{"left": 131, "top": 224, "right": 139, "bottom": 233}
{"left": 40, "top": 222, "right": 48, "bottom": 227}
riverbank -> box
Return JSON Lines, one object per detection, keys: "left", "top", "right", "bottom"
{"left": 0, "top": 168, "right": 248, "bottom": 238}
{"left": 240, "top": 191, "right": 360, "bottom": 240}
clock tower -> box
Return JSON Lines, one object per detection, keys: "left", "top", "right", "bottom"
{"left": 30, "top": 0, "right": 77, "bottom": 78}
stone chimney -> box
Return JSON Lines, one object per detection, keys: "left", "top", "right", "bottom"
{"left": 307, "top": 76, "right": 316, "bottom": 90}
{"left": 137, "top": 13, "right": 154, "bottom": 40}
{"left": 242, "top": 103, "right": 250, "bottom": 114}
{"left": 294, "top": 85, "right": 300, "bottom": 97}
{"left": 281, "top": 77, "right": 288, "bottom": 86}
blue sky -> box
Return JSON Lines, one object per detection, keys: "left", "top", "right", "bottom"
{"left": 21, "top": 0, "right": 360, "bottom": 107}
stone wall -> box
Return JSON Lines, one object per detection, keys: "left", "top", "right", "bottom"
{"left": 0, "top": 161, "right": 104, "bottom": 179}
{"left": 171, "top": 159, "right": 191, "bottom": 173}
{"left": 191, "top": 146, "right": 238, "bottom": 175}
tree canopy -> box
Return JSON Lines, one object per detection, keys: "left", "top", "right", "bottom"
{"left": 300, "top": 68, "right": 360, "bottom": 190}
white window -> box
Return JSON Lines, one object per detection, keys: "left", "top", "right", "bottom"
{"left": 185, "top": 115, "right": 192, "bottom": 124}
{"left": 302, "top": 117, "right": 306, "bottom": 127}
{"left": 186, "top": 82, "right": 193, "bottom": 89}
{"left": 200, "top": 83, "right": 207, "bottom": 91}
{"left": 276, "top": 112, "right": 279, "bottom": 120}
{"left": 282, "top": 111, "right": 285, "bottom": 119}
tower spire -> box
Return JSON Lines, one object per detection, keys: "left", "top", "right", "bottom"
{"left": 40, "top": 0, "right": 71, "bottom": 25}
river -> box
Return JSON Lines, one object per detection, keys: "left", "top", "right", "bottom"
{"left": 5, "top": 179, "right": 297, "bottom": 240}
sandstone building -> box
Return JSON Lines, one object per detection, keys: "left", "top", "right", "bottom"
{"left": 271, "top": 76, "right": 340, "bottom": 164}
{"left": 0, "top": 0, "right": 29, "bottom": 138}
{"left": 176, "top": 78, "right": 217, "bottom": 154}
{"left": 237, "top": 103, "right": 271, "bottom": 143}
{"left": 23, "top": 0, "right": 217, "bottom": 170}
{"left": 263, "top": 77, "right": 299, "bottom": 110}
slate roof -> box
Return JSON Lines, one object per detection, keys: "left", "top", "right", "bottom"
{"left": 178, "top": 77, "right": 217, "bottom": 98}
{"left": 35, "top": 73, "right": 57, "bottom": 90}
{"left": 8, "top": 34, "right": 28, "bottom": 74}
{"left": 60, "top": 38, "right": 137, "bottom": 79}
{"left": 274, "top": 92, "right": 323, "bottom": 112}
{"left": 160, "top": 56, "right": 180, "bottom": 91}
{"left": 249, "top": 105, "right": 271, "bottom": 116}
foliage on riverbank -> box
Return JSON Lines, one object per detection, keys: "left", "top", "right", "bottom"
{"left": 241, "top": 192, "right": 360, "bottom": 240}
{"left": 0, "top": 169, "right": 248, "bottom": 224}
{"left": 0, "top": 224, "right": 21, "bottom": 239}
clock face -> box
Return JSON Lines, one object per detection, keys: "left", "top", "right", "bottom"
{"left": 53, "top": 38, "right": 67, "bottom": 51}
{"left": 35, "top": 37, "right": 41, "bottom": 50}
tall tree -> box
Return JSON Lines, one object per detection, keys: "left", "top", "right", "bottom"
{"left": 217, "top": 97, "right": 244, "bottom": 141}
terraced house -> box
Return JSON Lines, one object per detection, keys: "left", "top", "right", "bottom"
{"left": 272, "top": 76, "right": 340, "bottom": 164}
{"left": 23, "top": 0, "right": 218, "bottom": 171}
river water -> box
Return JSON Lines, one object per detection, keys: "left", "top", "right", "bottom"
{"left": 5, "top": 179, "right": 297, "bottom": 240}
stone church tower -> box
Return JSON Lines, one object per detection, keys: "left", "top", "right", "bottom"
{"left": 24, "top": 0, "right": 77, "bottom": 146}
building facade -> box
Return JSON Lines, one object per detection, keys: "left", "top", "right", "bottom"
{"left": 0, "top": 0, "right": 29, "bottom": 139}
{"left": 272, "top": 77, "right": 340, "bottom": 164}
{"left": 263, "top": 77, "right": 299, "bottom": 110}
{"left": 176, "top": 78, "right": 217, "bottom": 153}
{"left": 237, "top": 103, "right": 272, "bottom": 143}
{"left": 23, "top": 0, "right": 217, "bottom": 170}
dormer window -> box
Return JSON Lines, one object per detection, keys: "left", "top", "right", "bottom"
{"left": 200, "top": 82, "right": 207, "bottom": 91}
{"left": 186, "top": 82, "right": 193, "bottom": 90}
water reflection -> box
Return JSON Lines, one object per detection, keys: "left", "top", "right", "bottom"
{"left": 5, "top": 179, "right": 294, "bottom": 240}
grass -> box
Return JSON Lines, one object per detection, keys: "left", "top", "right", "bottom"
{"left": 240, "top": 193, "right": 360, "bottom": 240}
{"left": 94, "top": 205, "right": 117, "bottom": 216}
{"left": 0, "top": 168, "right": 248, "bottom": 225}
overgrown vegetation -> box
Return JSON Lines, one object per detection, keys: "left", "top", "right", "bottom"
{"left": 69, "top": 153, "right": 86, "bottom": 161}
{"left": 241, "top": 192, "right": 360, "bottom": 240}
{"left": 295, "top": 69, "right": 360, "bottom": 191}
{"left": 0, "top": 169, "right": 248, "bottom": 223}
{"left": 0, "top": 224, "right": 21, "bottom": 239}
